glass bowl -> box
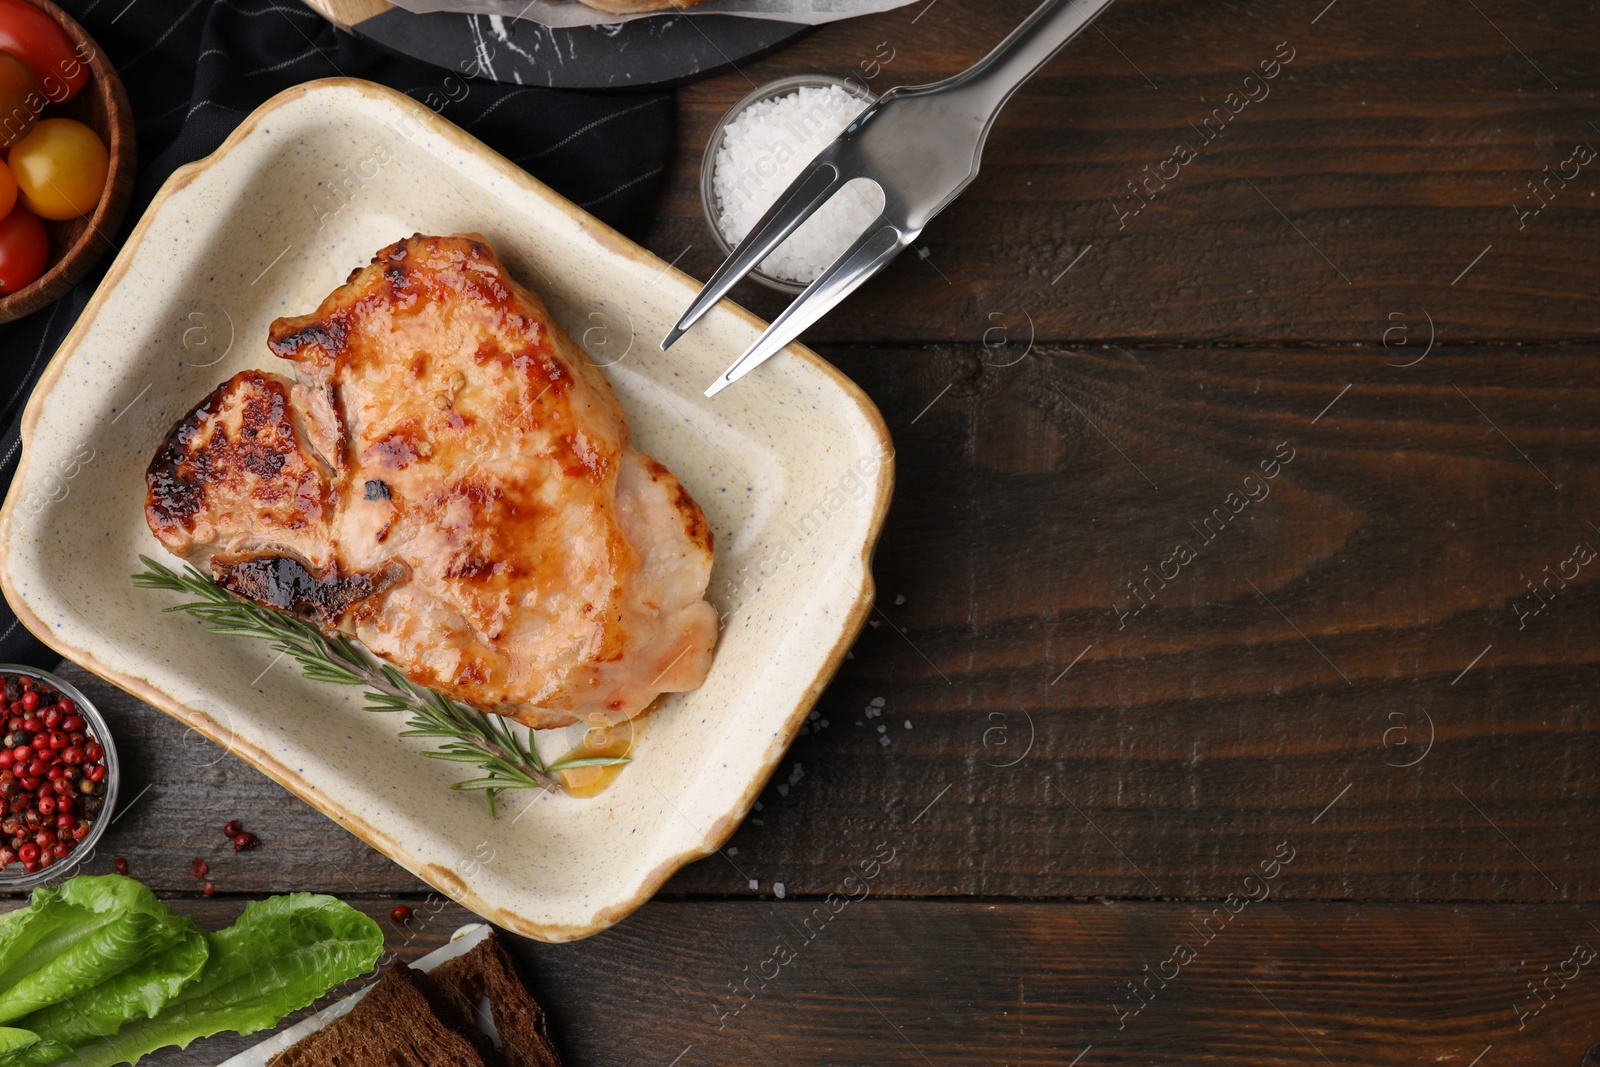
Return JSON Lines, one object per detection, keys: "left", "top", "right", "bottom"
{"left": 0, "top": 665, "right": 119, "bottom": 890}
{"left": 700, "top": 74, "right": 879, "bottom": 295}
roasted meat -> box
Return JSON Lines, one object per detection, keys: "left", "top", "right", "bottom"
{"left": 146, "top": 234, "right": 717, "bottom": 729}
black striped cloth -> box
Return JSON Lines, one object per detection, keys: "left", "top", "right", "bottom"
{"left": 0, "top": 0, "right": 673, "bottom": 668}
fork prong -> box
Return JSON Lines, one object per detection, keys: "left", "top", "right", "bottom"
{"left": 660, "top": 160, "right": 847, "bottom": 351}
{"left": 705, "top": 220, "right": 910, "bottom": 397}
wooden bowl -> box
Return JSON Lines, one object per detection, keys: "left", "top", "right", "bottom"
{"left": 0, "top": 0, "right": 134, "bottom": 324}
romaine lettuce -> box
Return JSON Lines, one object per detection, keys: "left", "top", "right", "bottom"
{"left": 15, "top": 928, "right": 208, "bottom": 1048}
{"left": 0, "top": 1026, "right": 70, "bottom": 1066}
{"left": 0, "top": 876, "right": 191, "bottom": 1023}
{"left": 61, "top": 893, "right": 382, "bottom": 1067}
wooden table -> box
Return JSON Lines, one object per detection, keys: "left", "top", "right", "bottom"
{"left": 30, "top": 0, "right": 1600, "bottom": 1063}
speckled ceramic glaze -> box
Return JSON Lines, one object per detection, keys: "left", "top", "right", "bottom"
{"left": 0, "top": 80, "right": 893, "bottom": 942}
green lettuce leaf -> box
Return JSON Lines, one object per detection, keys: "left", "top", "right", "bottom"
{"left": 62, "top": 894, "right": 382, "bottom": 1067}
{"left": 0, "top": 1026, "right": 71, "bottom": 1067}
{"left": 15, "top": 927, "right": 209, "bottom": 1047}
{"left": 0, "top": 876, "right": 190, "bottom": 1023}
{"left": 0, "top": 911, "right": 31, "bottom": 943}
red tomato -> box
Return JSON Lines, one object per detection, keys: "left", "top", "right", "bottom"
{"left": 0, "top": 202, "right": 47, "bottom": 294}
{"left": 0, "top": 50, "right": 36, "bottom": 149}
{"left": 0, "top": 159, "right": 16, "bottom": 218}
{"left": 0, "top": 0, "right": 87, "bottom": 104}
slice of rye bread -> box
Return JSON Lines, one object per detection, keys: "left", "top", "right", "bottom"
{"left": 268, "top": 964, "right": 504, "bottom": 1067}
{"left": 428, "top": 932, "right": 564, "bottom": 1067}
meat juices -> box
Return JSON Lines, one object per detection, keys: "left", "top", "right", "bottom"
{"left": 146, "top": 234, "right": 718, "bottom": 728}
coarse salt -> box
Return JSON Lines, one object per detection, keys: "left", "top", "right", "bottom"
{"left": 711, "top": 84, "right": 885, "bottom": 285}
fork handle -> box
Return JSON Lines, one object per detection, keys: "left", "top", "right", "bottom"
{"left": 942, "top": 0, "right": 1120, "bottom": 127}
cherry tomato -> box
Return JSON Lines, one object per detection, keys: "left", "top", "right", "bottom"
{"left": 0, "top": 50, "right": 36, "bottom": 149}
{"left": 0, "top": 203, "right": 47, "bottom": 295}
{"left": 0, "top": 0, "right": 86, "bottom": 103}
{"left": 0, "top": 160, "right": 15, "bottom": 219}
{"left": 8, "top": 118, "right": 106, "bottom": 220}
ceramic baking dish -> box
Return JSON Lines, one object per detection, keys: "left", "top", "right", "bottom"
{"left": 0, "top": 79, "right": 892, "bottom": 941}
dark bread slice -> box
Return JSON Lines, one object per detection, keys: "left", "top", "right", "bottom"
{"left": 429, "top": 932, "right": 564, "bottom": 1067}
{"left": 269, "top": 964, "right": 503, "bottom": 1067}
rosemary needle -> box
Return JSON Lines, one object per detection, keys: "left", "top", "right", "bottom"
{"left": 133, "top": 555, "right": 626, "bottom": 817}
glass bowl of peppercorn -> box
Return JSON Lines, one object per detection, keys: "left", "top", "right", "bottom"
{"left": 0, "top": 665, "right": 117, "bottom": 888}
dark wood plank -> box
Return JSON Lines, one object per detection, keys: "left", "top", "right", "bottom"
{"left": 670, "top": 342, "right": 1600, "bottom": 901}
{"left": 647, "top": 0, "right": 1600, "bottom": 344}
{"left": 66, "top": 898, "right": 1600, "bottom": 1067}
{"left": 47, "top": 344, "right": 1600, "bottom": 901}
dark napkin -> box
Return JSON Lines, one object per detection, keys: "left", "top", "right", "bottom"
{"left": 0, "top": 0, "right": 673, "bottom": 667}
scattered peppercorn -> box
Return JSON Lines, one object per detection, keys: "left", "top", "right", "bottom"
{"left": 202, "top": 882, "right": 216, "bottom": 896}
{"left": 223, "top": 819, "right": 242, "bottom": 838}
{"left": 389, "top": 905, "right": 412, "bottom": 927}
{"left": 113, "top": 857, "right": 128, "bottom": 875}
{"left": 192, "top": 857, "right": 208, "bottom": 879}
{"left": 232, "top": 831, "right": 257, "bottom": 852}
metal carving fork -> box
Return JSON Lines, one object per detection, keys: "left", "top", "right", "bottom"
{"left": 661, "top": 0, "right": 1119, "bottom": 397}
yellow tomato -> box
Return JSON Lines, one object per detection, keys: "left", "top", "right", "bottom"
{"left": 0, "top": 159, "right": 15, "bottom": 219}
{"left": 8, "top": 118, "right": 107, "bottom": 220}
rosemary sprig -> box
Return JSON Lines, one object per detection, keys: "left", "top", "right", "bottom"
{"left": 132, "top": 555, "right": 626, "bottom": 817}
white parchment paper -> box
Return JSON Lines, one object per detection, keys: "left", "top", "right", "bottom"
{"left": 383, "top": 0, "right": 920, "bottom": 28}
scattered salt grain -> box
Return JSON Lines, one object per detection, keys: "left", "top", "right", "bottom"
{"left": 712, "top": 84, "right": 885, "bottom": 285}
